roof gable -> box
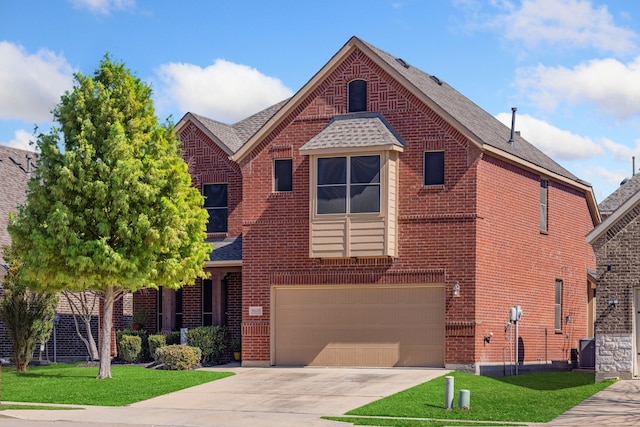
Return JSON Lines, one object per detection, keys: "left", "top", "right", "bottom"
{"left": 176, "top": 99, "right": 290, "bottom": 156}
{"left": 598, "top": 174, "right": 640, "bottom": 218}
{"left": 587, "top": 188, "right": 640, "bottom": 244}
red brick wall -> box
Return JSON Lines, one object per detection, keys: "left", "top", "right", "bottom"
{"left": 239, "top": 48, "right": 482, "bottom": 363}
{"left": 476, "top": 155, "right": 595, "bottom": 366}
{"left": 179, "top": 122, "right": 243, "bottom": 239}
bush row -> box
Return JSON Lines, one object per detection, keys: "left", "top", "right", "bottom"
{"left": 116, "top": 326, "right": 228, "bottom": 369}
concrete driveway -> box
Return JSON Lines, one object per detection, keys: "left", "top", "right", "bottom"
{"left": 1, "top": 365, "right": 449, "bottom": 427}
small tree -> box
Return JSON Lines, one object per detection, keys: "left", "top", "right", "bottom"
{"left": 8, "top": 55, "right": 211, "bottom": 379}
{"left": 0, "top": 247, "right": 58, "bottom": 372}
{"left": 62, "top": 290, "right": 100, "bottom": 360}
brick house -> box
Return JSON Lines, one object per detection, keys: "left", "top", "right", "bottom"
{"left": 0, "top": 144, "right": 97, "bottom": 362}
{"left": 587, "top": 174, "right": 640, "bottom": 381}
{"left": 133, "top": 36, "right": 599, "bottom": 374}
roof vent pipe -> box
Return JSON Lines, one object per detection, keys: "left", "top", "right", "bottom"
{"left": 633, "top": 156, "right": 635, "bottom": 177}
{"left": 508, "top": 107, "right": 517, "bottom": 145}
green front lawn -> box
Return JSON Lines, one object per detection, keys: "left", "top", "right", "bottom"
{"left": 326, "top": 371, "right": 614, "bottom": 426}
{"left": 1, "top": 363, "right": 233, "bottom": 406}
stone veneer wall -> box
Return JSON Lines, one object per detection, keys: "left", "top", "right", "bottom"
{"left": 596, "top": 333, "right": 633, "bottom": 381}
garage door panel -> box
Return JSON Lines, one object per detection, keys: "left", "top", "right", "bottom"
{"left": 273, "top": 285, "right": 444, "bottom": 367}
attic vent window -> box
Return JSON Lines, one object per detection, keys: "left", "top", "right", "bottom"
{"left": 430, "top": 75, "right": 443, "bottom": 86}
{"left": 348, "top": 79, "right": 367, "bottom": 113}
{"left": 395, "top": 58, "right": 410, "bottom": 69}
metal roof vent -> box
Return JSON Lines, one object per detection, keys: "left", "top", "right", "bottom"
{"left": 508, "top": 107, "right": 517, "bottom": 145}
{"left": 430, "top": 75, "right": 443, "bottom": 86}
{"left": 395, "top": 58, "right": 410, "bottom": 69}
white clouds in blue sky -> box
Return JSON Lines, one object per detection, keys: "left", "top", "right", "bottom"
{"left": 0, "top": 0, "right": 638, "bottom": 200}
{"left": 155, "top": 59, "right": 294, "bottom": 124}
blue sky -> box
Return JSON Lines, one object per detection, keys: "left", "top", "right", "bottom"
{"left": 1, "top": 0, "right": 639, "bottom": 202}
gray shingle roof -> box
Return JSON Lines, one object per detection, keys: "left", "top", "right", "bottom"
{"left": 184, "top": 37, "right": 588, "bottom": 189}
{"left": 207, "top": 237, "right": 242, "bottom": 263}
{"left": 361, "top": 39, "right": 583, "bottom": 184}
{"left": 598, "top": 174, "right": 640, "bottom": 218}
{"left": 300, "top": 112, "right": 405, "bottom": 152}
{"left": 0, "top": 145, "right": 36, "bottom": 268}
{"left": 186, "top": 99, "right": 291, "bottom": 155}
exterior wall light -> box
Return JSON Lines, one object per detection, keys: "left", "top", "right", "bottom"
{"left": 452, "top": 282, "right": 460, "bottom": 298}
{"left": 608, "top": 299, "right": 618, "bottom": 308}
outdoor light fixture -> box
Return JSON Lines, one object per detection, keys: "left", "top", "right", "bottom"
{"left": 484, "top": 333, "right": 493, "bottom": 344}
{"left": 452, "top": 282, "right": 460, "bottom": 298}
{"left": 608, "top": 299, "right": 618, "bottom": 308}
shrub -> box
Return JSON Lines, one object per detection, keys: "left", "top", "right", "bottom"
{"left": 155, "top": 344, "right": 202, "bottom": 370}
{"left": 186, "top": 326, "right": 227, "bottom": 364}
{"left": 117, "top": 329, "right": 150, "bottom": 361}
{"left": 148, "top": 334, "right": 167, "bottom": 361}
{"left": 166, "top": 330, "right": 181, "bottom": 345}
{"left": 118, "top": 335, "right": 142, "bottom": 363}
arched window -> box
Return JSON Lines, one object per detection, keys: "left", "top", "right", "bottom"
{"left": 348, "top": 79, "right": 367, "bottom": 112}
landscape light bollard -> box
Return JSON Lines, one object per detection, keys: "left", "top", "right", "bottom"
{"left": 444, "top": 375, "right": 454, "bottom": 409}
{"left": 459, "top": 389, "right": 470, "bottom": 409}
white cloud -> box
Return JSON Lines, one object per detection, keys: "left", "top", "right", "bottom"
{"left": 601, "top": 137, "right": 640, "bottom": 162}
{"left": 505, "top": 0, "right": 637, "bottom": 55}
{"left": 68, "top": 0, "right": 135, "bottom": 15}
{"left": 1, "top": 129, "right": 36, "bottom": 151}
{"left": 516, "top": 56, "right": 640, "bottom": 118}
{"left": 459, "top": 0, "right": 637, "bottom": 55}
{"left": 495, "top": 112, "right": 602, "bottom": 160}
{"left": 0, "top": 42, "right": 74, "bottom": 122}
{"left": 156, "top": 59, "right": 294, "bottom": 123}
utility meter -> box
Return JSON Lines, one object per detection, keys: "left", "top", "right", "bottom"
{"left": 510, "top": 305, "right": 523, "bottom": 322}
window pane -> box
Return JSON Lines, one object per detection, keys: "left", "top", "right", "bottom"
{"left": 348, "top": 80, "right": 367, "bottom": 113}
{"left": 202, "top": 313, "right": 213, "bottom": 326}
{"left": 555, "top": 280, "right": 562, "bottom": 330}
{"left": 274, "top": 158, "right": 293, "bottom": 192}
{"left": 317, "top": 186, "right": 346, "bottom": 214}
{"left": 540, "top": 180, "right": 548, "bottom": 232}
{"left": 203, "top": 184, "right": 227, "bottom": 208}
{"left": 351, "top": 155, "right": 380, "bottom": 184}
{"left": 202, "top": 279, "right": 213, "bottom": 313}
{"left": 318, "top": 157, "right": 346, "bottom": 185}
{"left": 424, "top": 151, "right": 444, "bottom": 186}
{"left": 206, "top": 208, "right": 228, "bottom": 233}
{"left": 351, "top": 184, "right": 380, "bottom": 213}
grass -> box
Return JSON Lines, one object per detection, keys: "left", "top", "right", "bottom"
{"left": 325, "top": 371, "right": 614, "bottom": 426}
{"left": 0, "top": 363, "right": 233, "bottom": 406}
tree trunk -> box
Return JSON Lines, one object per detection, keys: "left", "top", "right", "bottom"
{"left": 97, "top": 285, "right": 114, "bottom": 379}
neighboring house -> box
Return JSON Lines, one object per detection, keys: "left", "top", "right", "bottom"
{"left": 0, "top": 145, "right": 36, "bottom": 357}
{"left": 133, "top": 36, "right": 599, "bottom": 374}
{"left": 587, "top": 174, "right": 640, "bottom": 381}
{"left": 0, "top": 144, "right": 97, "bottom": 362}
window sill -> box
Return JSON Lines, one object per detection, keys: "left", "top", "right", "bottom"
{"left": 206, "top": 232, "right": 229, "bottom": 239}
{"left": 540, "top": 230, "right": 549, "bottom": 235}
{"left": 269, "top": 191, "right": 293, "bottom": 198}
{"left": 419, "top": 184, "right": 445, "bottom": 193}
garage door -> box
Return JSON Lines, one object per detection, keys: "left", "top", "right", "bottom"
{"left": 272, "top": 285, "right": 444, "bottom": 367}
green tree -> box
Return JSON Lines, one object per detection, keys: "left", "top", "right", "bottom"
{"left": 8, "top": 56, "right": 211, "bottom": 379}
{"left": 0, "top": 246, "right": 58, "bottom": 373}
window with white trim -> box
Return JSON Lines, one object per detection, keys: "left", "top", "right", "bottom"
{"left": 540, "top": 179, "right": 548, "bottom": 232}
{"left": 348, "top": 79, "right": 367, "bottom": 113}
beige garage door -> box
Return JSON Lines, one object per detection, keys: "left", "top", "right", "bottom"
{"left": 272, "top": 285, "right": 444, "bottom": 367}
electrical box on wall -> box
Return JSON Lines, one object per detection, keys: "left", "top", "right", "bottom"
{"left": 510, "top": 305, "right": 523, "bottom": 322}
